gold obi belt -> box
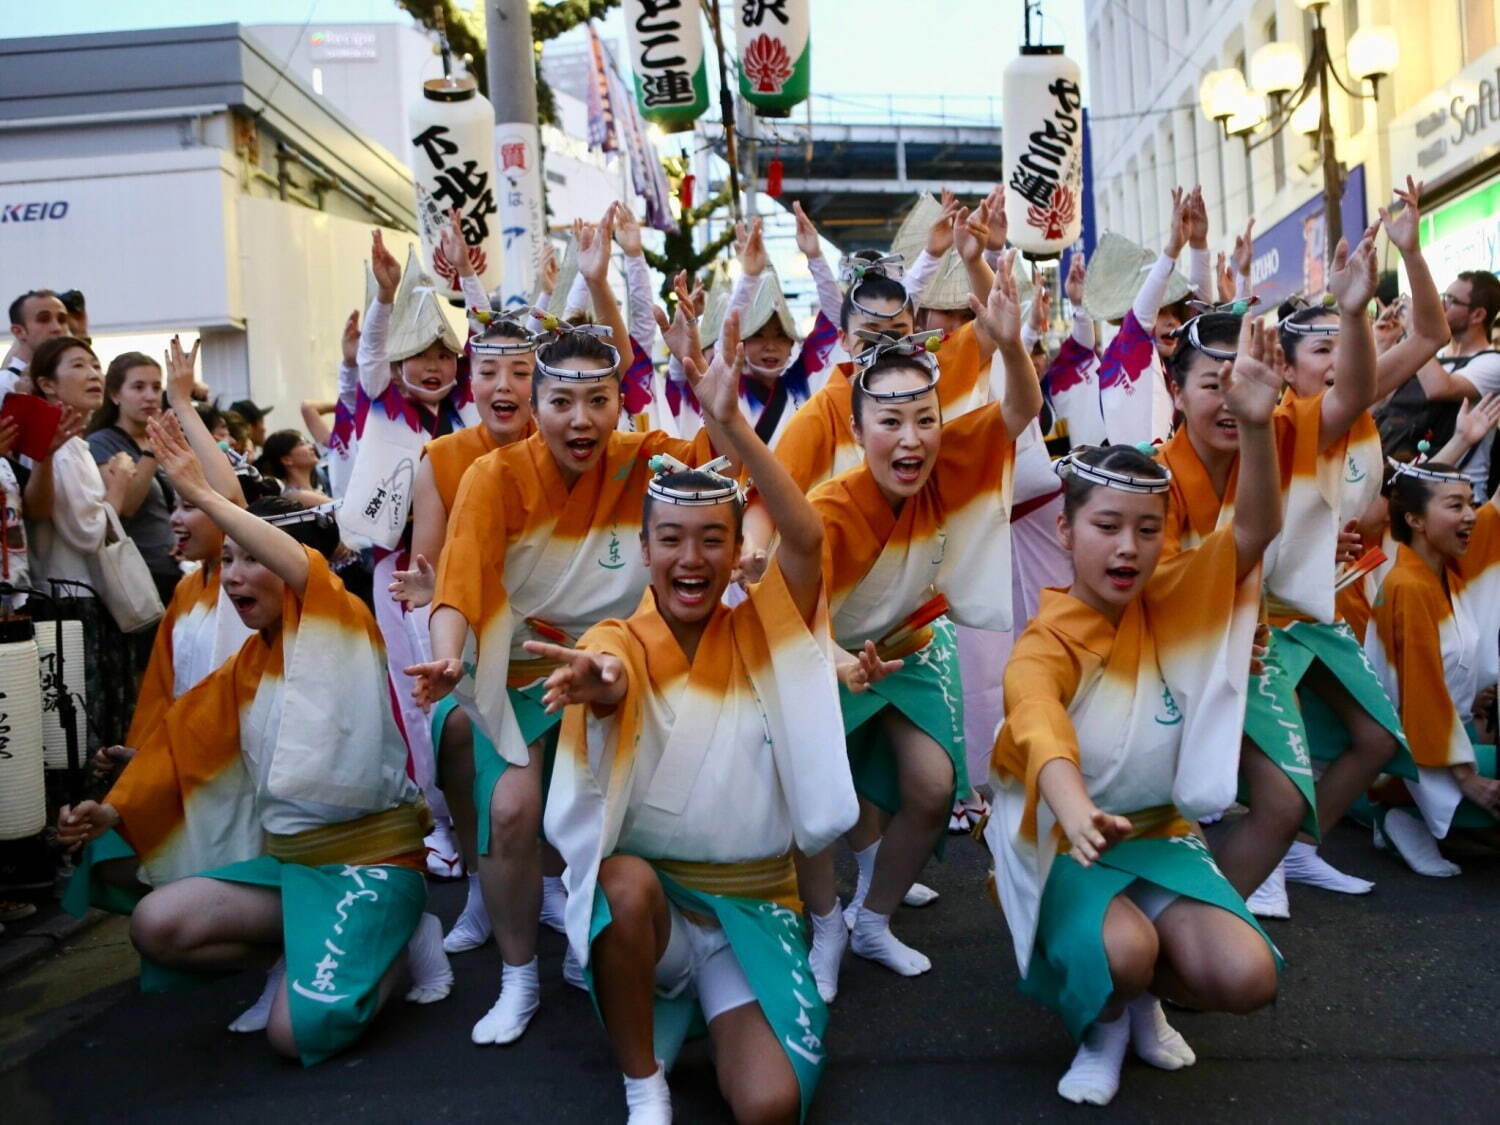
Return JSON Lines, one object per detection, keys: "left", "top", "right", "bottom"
{"left": 508, "top": 617, "right": 574, "bottom": 686}
{"left": 652, "top": 853, "right": 802, "bottom": 913}
{"left": 266, "top": 801, "right": 432, "bottom": 868}
{"left": 1053, "top": 803, "right": 1194, "bottom": 856}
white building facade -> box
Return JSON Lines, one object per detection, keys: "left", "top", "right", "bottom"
{"left": 1084, "top": 0, "right": 1500, "bottom": 298}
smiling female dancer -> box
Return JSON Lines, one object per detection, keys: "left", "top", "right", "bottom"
{"left": 986, "top": 314, "right": 1286, "bottom": 1106}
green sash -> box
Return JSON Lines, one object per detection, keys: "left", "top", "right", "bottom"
{"left": 586, "top": 869, "right": 828, "bottom": 1121}
{"left": 204, "top": 855, "right": 426, "bottom": 1066}
{"left": 839, "top": 616, "right": 968, "bottom": 855}
{"left": 1022, "top": 834, "right": 1282, "bottom": 1040}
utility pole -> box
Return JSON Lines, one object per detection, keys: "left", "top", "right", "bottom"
{"left": 486, "top": 0, "right": 545, "bottom": 307}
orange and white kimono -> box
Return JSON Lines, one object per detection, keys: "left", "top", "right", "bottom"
{"left": 1367, "top": 503, "right": 1500, "bottom": 836}
{"left": 1161, "top": 393, "right": 1407, "bottom": 831}
{"left": 812, "top": 402, "right": 1016, "bottom": 817}
{"left": 775, "top": 322, "right": 995, "bottom": 493}
{"left": 546, "top": 564, "right": 857, "bottom": 1116}
{"left": 984, "top": 528, "right": 1272, "bottom": 1038}
{"left": 107, "top": 549, "right": 421, "bottom": 885}
{"left": 124, "top": 562, "right": 253, "bottom": 749}
{"left": 432, "top": 428, "right": 714, "bottom": 778}
{"left": 106, "top": 549, "right": 427, "bottom": 1066}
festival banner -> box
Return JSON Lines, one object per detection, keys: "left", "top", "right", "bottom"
{"left": 622, "top": 0, "right": 710, "bottom": 132}
{"left": 495, "top": 121, "right": 544, "bottom": 309}
{"left": 407, "top": 77, "right": 503, "bottom": 299}
{"left": 1002, "top": 47, "right": 1085, "bottom": 259}
{"left": 734, "top": 0, "right": 811, "bottom": 118}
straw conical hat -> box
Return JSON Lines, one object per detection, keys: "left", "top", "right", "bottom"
{"left": 698, "top": 269, "right": 733, "bottom": 349}
{"left": 547, "top": 234, "right": 580, "bottom": 319}
{"left": 738, "top": 268, "right": 798, "bottom": 340}
{"left": 387, "top": 244, "right": 462, "bottom": 362}
{"left": 890, "top": 192, "right": 941, "bottom": 268}
{"left": 1082, "top": 231, "right": 1194, "bottom": 322}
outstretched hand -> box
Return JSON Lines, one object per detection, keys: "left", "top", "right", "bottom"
{"left": 524, "top": 641, "right": 626, "bottom": 713}
{"left": 981, "top": 185, "right": 1009, "bottom": 251}
{"left": 1454, "top": 393, "right": 1500, "bottom": 448}
{"left": 953, "top": 205, "right": 990, "bottom": 265}
{"left": 1327, "top": 220, "right": 1382, "bottom": 314}
{"left": 1064, "top": 806, "right": 1133, "bottom": 867}
{"left": 792, "top": 201, "right": 822, "bottom": 259}
{"left": 163, "top": 334, "right": 202, "bottom": 405}
{"left": 969, "top": 248, "right": 1023, "bottom": 348}
{"left": 683, "top": 320, "right": 741, "bottom": 426}
{"left": 341, "top": 310, "right": 361, "bottom": 366}
{"left": 736, "top": 217, "right": 768, "bottom": 277}
{"left": 389, "top": 554, "right": 436, "bottom": 609}
{"left": 1064, "top": 251, "right": 1087, "bottom": 306}
{"left": 439, "top": 209, "right": 476, "bottom": 279}
{"left": 838, "top": 641, "right": 903, "bottom": 694}
{"left": 1380, "top": 176, "right": 1424, "bottom": 256}
{"left": 613, "top": 203, "right": 644, "bottom": 256}
{"left": 577, "top": 205, "right": 616, "bottom": 284}
{"left": 145, "top": 413, "right": 214, "bottom": 504}
{"left": 404, "top": 657, "right": 465, "bottom": 709}
{"left": 1165, "top": 186, "right": 1190, "bottom": 258}
{"left": 1222, "top": 318, "right": 1285, "bottom": 427}
{"left": 371, "top": 229, "right": 402, "bottom": 302}
{"left": 57, "top": 800, "right": 120, "bottom": 852}
{"left": 926, "top": 189, "right": 960, "bottom": 258}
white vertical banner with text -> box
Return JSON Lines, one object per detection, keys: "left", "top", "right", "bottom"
{"left": 496, "top": 121, "right": 545, "bottom": 310}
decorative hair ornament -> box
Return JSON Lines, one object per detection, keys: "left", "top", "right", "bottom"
{"left": 533, "top": 312, "right": 620, "bottom": 381}
{"left": 839, "top": 252, "right": 905, "bottom": 288}
{"left": 1055, "top": 448, "right": 1172, "bottom": 494}
{"left": 851, "top": 330, "right": 943, "bottom": 403}
{"left": 646, "top": 453, "right": 743, "bottom": 507}
{"left": 1386, "top": 456, "right": 1469, "bottom": 486}
{"left": 1277, "top": 292, "right": 1341, "bottom": 335}
{"left": 263, "top": 499, "right": 341, "bottom": 530}
{"left": 469, "top": 307, "right": 541, "bottom": 356}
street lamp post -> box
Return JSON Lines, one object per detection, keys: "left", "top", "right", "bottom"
{"left": 1197, "top": 0, "right": 1398, "bottom": 260}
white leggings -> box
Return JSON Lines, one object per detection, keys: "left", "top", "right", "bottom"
{"left": 654, "top": 903, "right": 756, "bottom": 1023}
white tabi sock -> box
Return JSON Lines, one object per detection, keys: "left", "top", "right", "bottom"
{"left": 841, "top": 841, "right": 881, "bottom": 928}
{"left": 443, "top": 873, "right": 493, "bottom": 953}
{"left": 1244, "top": 860, "right": 1290, "bottom": 919}
{"left": 1057, "top": 1012, "right": 1129, "bottom": 1105}
{"left": 1379, "top": 808, "right": 1462, "bottom": 877}
{"left": 1283, "top": 840, "right": 1375, "bottom": 894}
{"left": 1127, "top": 994, "right": 1196, "bottom": 1069}
{"left": 227, "top": 957, "right": 285, "bottom": 1033}
{"left": 540, "top": 874, "right": 568, "bottom": 934}
{"left": 623, "top": 1064, "right": 672, "bottom": 1124}
{"left": 471, "top": 957, "right": 540, "bottom": 1045}
{"left": 903, "top": 882, "right": 939, "bottom": 908}
{"left": 405, "top": 912, "right": 454, "bottom": 1003}
{"left": 850, "top": 906, "right": 931, "bottom": 976}
{"left": 808, "top": 906, "right": 848, "bottom": 1003}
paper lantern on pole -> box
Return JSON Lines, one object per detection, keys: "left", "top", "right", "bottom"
{"left": 734, "top": 0, "right": 811, "bottom": 118}
{"left": 408, "top": 76, "right": 503, "bottom": 300}
{"left": 0, "top": 627, "right": 45, "bottom": 840}
{"left": 37, "top": 619, "right": 86, "bottom": 770}
{"left": 623, "top": 0, "right": 710, "bottom": 132}
{"left": 1002, "top": 46, "right": 1085, "bottom": 259}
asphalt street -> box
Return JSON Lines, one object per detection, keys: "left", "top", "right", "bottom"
{"left": 3, "top": 822, "right": 1499, "bottom": 1123}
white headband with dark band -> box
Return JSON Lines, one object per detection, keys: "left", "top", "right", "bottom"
{"left": 1056, "top": 448, "right": 1172, "bottom": 494}
{"left": 469, "top": 308, "right": 541, "bottom": 356}
{"left": 646, "top": 454, "right": 743, "bottom": 506}
{"left": 533, "top": 313, "right": 620, "bottom": 381}
{"left": 852, "top": 330, "right": 943, "bottom": 403}
{"left": 1387, "top": 456, "right": 1469, "bottom": 486}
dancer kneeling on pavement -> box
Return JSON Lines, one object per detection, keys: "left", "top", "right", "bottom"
{"left": 408, "top": 307, "right": 726, "bottom": 1048}
{"left": 57, "top": 413, "right": 451, "bottom": 1067}
{"left": 1364, "top": 453, "right": 1500, "bottom": 875}
{"left": 797, "top": 256, "right": 1040, "bottom": 1001}
{"left": 539, "top": 339, "right": 857, "bottom": 1125}
{"left": 984, "top": 318, "right": 1286, "bottom": 1107}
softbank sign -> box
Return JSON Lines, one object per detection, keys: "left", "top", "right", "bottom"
{"left": 2, "top": 201, "right": 69, "bottom": 222}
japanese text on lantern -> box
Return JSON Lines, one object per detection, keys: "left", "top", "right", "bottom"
{"left": 633, "top": 0, "right": 694, "bottom": 107}
{"left": 412, "top": 124, "right": 498, "bottom": 247}
{"left": 1009, "top": 77, "right": 1082, "bottom": 238}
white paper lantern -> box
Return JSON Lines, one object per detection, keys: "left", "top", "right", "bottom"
{"left": 622, "top": 0, "right": 710, "bottom": 131}
{"left": 37, "top": 619, "right": 87, "bottom": 770}
{"left": 1002, "top": 47, "right": 1085, "bottom": 259}
{"left": 0, "top": 638, "right": 45, "bottom": 840}
{"left": 408, "top": 76, "right": 504, "bottom": 301}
